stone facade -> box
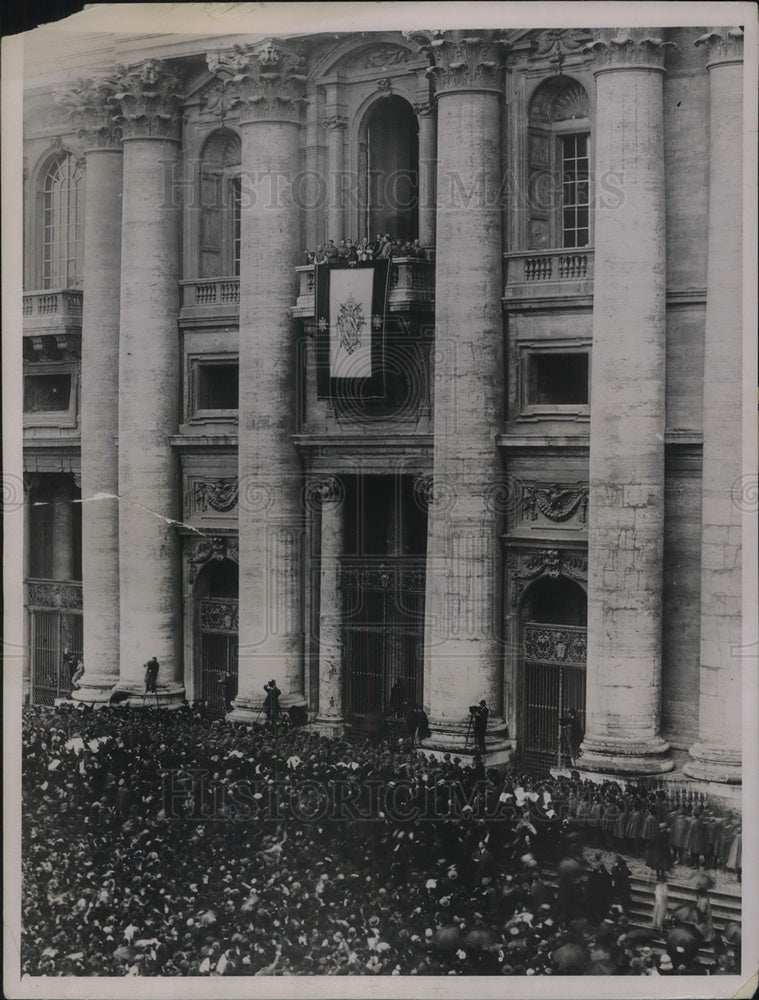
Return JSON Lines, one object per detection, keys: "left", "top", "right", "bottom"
{"left": 19, "top": 25, "right": 747, "bottom": 785}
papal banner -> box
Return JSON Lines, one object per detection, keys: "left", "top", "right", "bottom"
{"left": 315, "top": 259, "right": 390, "bottom": 398}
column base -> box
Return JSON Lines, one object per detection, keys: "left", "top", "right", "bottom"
{"left": 577, "top": 735, "right": 674, "bottom": 776}
{"left": 108, "top": 682, "right": 185, "bottom": 709}
{"left": 311, "top": 717, "right": 345, "bottom": 739}
{"left": 421, "top": 717, "right": 514, "bottom": 768}
{"left": 683, "top": 742, "right": 741, "bottom": 784}
{"left": 71, "top": 676, "right": 119, "bottom": 704}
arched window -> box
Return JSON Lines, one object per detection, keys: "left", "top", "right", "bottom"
{"left": 527, "top": 77, "right": 591, "bottom": 251}
{"left": 41, "top": 153, "right": 84, "bottom": 289}
{"left": 363, "top": 96, "right": 419, "bottom": 242}
{"left": 199, "top": 130, "right": 242, "bottom": 278}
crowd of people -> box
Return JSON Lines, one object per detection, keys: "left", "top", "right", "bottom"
{"left": 305, "top": 233, "right": 431, "bottom": 265}
{"left": 21, "top": 703, "right": 741, "bottom": 978}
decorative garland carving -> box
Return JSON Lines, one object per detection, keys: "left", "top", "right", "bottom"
{"left": 508, "top": 547, "right": 587, "bottom": 607}
{"left": 349, "top": 45, "right": 411, "bottom": 69}
{"left": 522, "top": 484, "right": 589, "bottom": 523}
{"left": 188, "top": 535, "right": 239, "bottom": 583}
{"left": 199, "top": 599, "right": 239, "bottom": 632}
{"left": 322, "top": 114, "right": 348, "bottom": 131}
{"left": 193, "top": 478, "right": 239, "bottom": 513}
{"left": 26, "top": 580, "right": 83, "bottom": 610}
{"left": 523, "top": 622, "right": 587, "bottom": 665}
{"left": 110, "top": 60, "right": 183, "bottom": 140}
{"left": 207, "top": 40, "right": 307, "bottom": 124}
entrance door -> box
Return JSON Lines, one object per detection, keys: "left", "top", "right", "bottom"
{"left": 341, "top": 558, "right": 425, "bottom": 736}
{"left": 521, "top": 621, "right": 586, "bottom": 773}
{"left": 27, "top": 580, "right": 83, "bottom": 705}
{"left": 199, "top": 598, "right": 239, "bottom": 715}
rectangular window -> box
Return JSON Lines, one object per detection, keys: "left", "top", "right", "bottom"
{"left": 24, "top": 373, "right": 72, "bottom": 412}
{"left": 527, "top": 353, "right": 588, "bottom": 407}
{"left": 561, "top": 134, "right": 589, "bottom": 249}
{"left": 196, "top": 363, "right": 239, "bottom": 412}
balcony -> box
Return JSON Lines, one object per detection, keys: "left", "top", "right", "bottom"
{"left": 503, "top": 249, "right": 594, "bottom": 304}
{"left": 180, "top": 278, "right": 240, "bottom": 324}
{"left": 293, "top": 258, "right": 435, "bottom": 320}
{"left": 23, "top": 289, "right": 83, "bottom": 334}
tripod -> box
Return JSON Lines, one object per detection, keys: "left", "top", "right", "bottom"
{"left": 464, "top": 711, "right": 474, "bottom": 751}
{"left": 558, "top": 724, "right": 575, "bottom": 767}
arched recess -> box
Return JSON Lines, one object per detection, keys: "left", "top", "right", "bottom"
{"left": 526, "top": 75, "right": 591, "bottom": 251}
{"left": 198, "top": 128, "right": 242, "bottom": 278}
{"left": 29, "top": 148, "right": 85, "bottom": 290}
{"left": 194, "top": 556, "right": 239, "bottom": 714}
{"left": 356, "top": 94, "right": 419, "bottom": 242}
{"left": 518, "top": 573, "right": 587, "bottom": 771}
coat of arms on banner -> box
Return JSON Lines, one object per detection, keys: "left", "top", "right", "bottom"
{"left": 336, "top": 294, "right": 365, "bottom": 355}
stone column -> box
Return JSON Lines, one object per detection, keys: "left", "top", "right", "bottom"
{"left": 421, "top": 32, "right": 510, "bottom": 760}
{"left": 580, "top": 29, "right": 673, "bottom": 774}
{"left": 59, "top": 77, "right": 123, "bottom": 702}
{"left": 415, "top": 100, "right": 437, "bottom": 248}
{"left": 23, "top": 476, "right": 33, "bottom": 704}
{"left": 208, "top": 41, "right": 307, "bottom": 719}
{"left": 324, "top": 110, "right": 347, "bottom": 244}
{"left": 303, "top": 87, "right": 321, "bottom": 251}
{"left": 51, "top": 477, "right": 74, "bottom": 581}
{"left": 311, "top": 476, "right": 345, "bottom": 734}
{"left": 684, "top": 28, "right": 744, "bottom": 784}
{"left": 111, "top": 61, "right": 184, "bottom": 704}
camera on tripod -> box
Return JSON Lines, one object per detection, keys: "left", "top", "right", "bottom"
{"left": 469, "top": 704, "right": 480, "bottom": 716}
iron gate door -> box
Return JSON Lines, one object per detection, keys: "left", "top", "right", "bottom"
{"left": 26, "top": 580, "right": 83, "bottom": 706}
{"left": 199, "top": 598, "right": 239, "bottom": 715}
{"left": 521, "top": 622, "right": 586, "bottom": 772}
{"left": 341, "top": 558, "right": 425, "bottom": 734}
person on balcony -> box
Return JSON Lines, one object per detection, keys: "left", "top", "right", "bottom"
{"left": 324, "top": 239, "right": 338, "bottom": 264}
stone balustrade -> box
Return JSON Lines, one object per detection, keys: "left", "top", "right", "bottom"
{"left": 293, "top": 258, "right": 435, "bottom": 319}
{"left": 503, "top": 249, "right": 594, "bottom": 302}
{"left": 23, "top": 290, "right": 83, "bottom": 331}
{"left": 179, "top": 278, "right": 241, "bottom": 322}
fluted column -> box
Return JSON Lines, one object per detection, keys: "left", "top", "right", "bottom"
{"left": 421, "top": 32, "right": 510, "bottom": 758}
{"left": 111, "top": 61, "right": 184, "bottom": 704}
{"left": 415, "top": 100, "right": 437, "bottom": 248}
{"left": 580, "top": 29, "right": 673, "bottom": 774}
{"left": 208, "top": 41, "right": 307, "bottom": 719}
{"left": 324, "top": 110, "right": 347, "bottom": 244}
{"left": 51, "top": 477, "right": 74, "bottom": 581}
{"left": 58, "top": 77, "right": 123, "bottom": 702}
{"left": 311, "top": 477, "right": 345, "bottom": 734}
{"left": 684, "top": 28, "right": 744, "bottom": 784}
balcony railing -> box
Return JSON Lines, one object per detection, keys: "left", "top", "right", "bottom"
{"left": 22, "top": 290, "right": 83, "bottom": 331}
{"left": 180, "top": 278, "right": 240, "bottom": 321}
{"left": 503, "top": 249, "right": 594, "bottom": 302}
{"left": 293, "top": 258, "right": 435, "bottom": 320}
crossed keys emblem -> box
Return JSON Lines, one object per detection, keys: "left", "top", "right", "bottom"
{"left": 336, "top": 294, "right": 365, "bottom": 355}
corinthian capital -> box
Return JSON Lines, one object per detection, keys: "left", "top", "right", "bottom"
{"left": 110, "top": 60, "right": 183, "bottom": 140}
{"left": 55, "top": 76, "right": 122, "bottom": 149}
{"left": 322, "top": 114, "right": 348, "bottom": 132}
{"left": 696, "top": 27, "right": 744, "bottom": 67}
{"left": 586, "top": 28, "right": 674, "bottom": 71}
{"left": 207, "top": 39, "right": 307, "bottom": 124}
{"left": 423, "top": 30, "right": 506, "bottom": 95}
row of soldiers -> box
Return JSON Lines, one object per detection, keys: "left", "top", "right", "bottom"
{"left": 562, "top": 789, "right": 742, "bottom": 876}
